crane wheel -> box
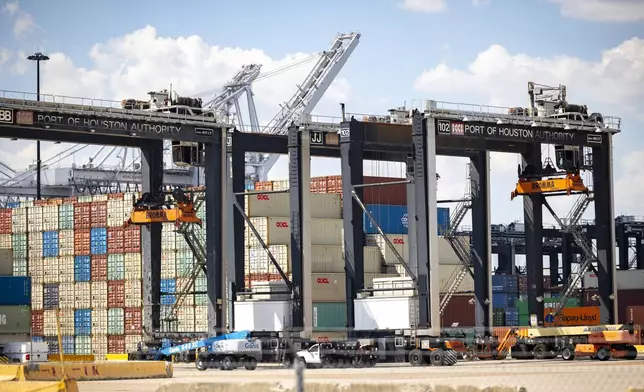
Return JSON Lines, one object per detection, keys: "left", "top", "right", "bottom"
{"left": 533, "top": 344, "right": 548, "bottom": 360}
{"left": 561, "top": 346, "right": 575, "bottom": 361}
{"left": 408, "top": 349, "right": 424, "bottom": 367}
{"left": 596, "top": 347, "right": 611, "bottom": 361}
{"left": 625, "top": 346, "right": 638, "bottom": 360}
{"left": 429, "top": 349, "right": 444, "bottom": 366}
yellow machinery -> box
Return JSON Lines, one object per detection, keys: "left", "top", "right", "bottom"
{"left": 125, "top": 188, "right": 202, "bottom": 227}
{"left": 510, "top": 153, "right": 589, "bottom": 200}
{"left": 573, "top": 325, "right": 640, "bottom": 361}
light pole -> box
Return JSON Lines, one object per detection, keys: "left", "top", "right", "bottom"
{"left": 27, "top": 52, "right": 49, "bottom": 200}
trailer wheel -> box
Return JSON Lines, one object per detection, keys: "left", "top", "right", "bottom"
{"left": 245, "top": 357, "right": 258, "bottom": 370}
{"left": 561, "top": 347, "right": 575, "bottom": 361}
{"left": 533, "top": 344, "right": 548, "bottom": 360}
{"left": 196, "top": 358, "right": 207, "bottom": 371}
{"left": 596, "top": 347, "right": 611, "bottom": 361}
{"left": 429, "top": 349, "right": 444, "bottom": 366}
{"left": 462, "top": 348, "right": 476, "bottom": 361}
{"left": 351, "top": 356, "right": 364, "bottom": 368}
{"left": 221, "top": 356, "right": 235, "bottom": 370}
{"left": 408, "top": 349, "right": 424, "bottom": 367}
{"left": 624, "top": 346, "right": 637, "bottom": 360}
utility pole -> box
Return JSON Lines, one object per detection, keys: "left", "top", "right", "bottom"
{"left": 27, "top": 52, "right": 49, "bottom": 200}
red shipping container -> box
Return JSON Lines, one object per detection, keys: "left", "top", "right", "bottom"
{"left": 323, "top": 175, "right": 408, "bottom": 205}
{"left": 124, "top": 307, "right": 142, "bottom": 334}
{"left": 107, "top": 227, "right": 124, "bottom": 254}
{"left": 47, "top": 198, "right": 63, "bottom": 205}
{"left": 31, "top": 310, "right": 44, "bottom": 336}
{"left": 254, "top": 181, "right": 273, "bottom": 191}
{"left": 108, "top": 193, "right": 124, "bottom": 200}
{"left": 245, "top": 273, "right": 283, "bottom": 288}
{"left": 33, "top": 200, "right": 48, "bottom": 206}
{"left": 626, "top": 306, "right": 644, "bottom": 326}
{"left": 91, "top": 255, "right": 108, "bottom": 281}
{"left": 441, "top": 295, "right": 475, "bottom": 327}
{"left": 123, "top": 226, "right": 141, "bottom": 253}
{"left": 618, "top": 289, "right": 644, "bottom": 323}
{"left": 107, "top": 335, "right": 126, "bottom": 354}
{"left": 63, "top": 197, "right": 77, "bottom": 204}
{"left": 108, "top": 280, "right": 125, "bottom": 308}
{"left": 74, "top": 203, "right": 91, "bottom": 229}
{"left": 90, "top": 201, "right": 108, "bottom": 228}
{"left": 310, "top": 177, "right": 328, "bottom": 193}
{"left": 0, "top": 209, "right": 12, "bottom": 234}
{"left": 74, "top": 229, "right": 91, "bottom": 255}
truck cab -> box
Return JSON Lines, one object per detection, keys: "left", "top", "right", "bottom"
{"left": 295, "top": 343, "right": 328, "bottom": 367}
{"left": 0, "top": 342, "right": 49, "bottom": 364}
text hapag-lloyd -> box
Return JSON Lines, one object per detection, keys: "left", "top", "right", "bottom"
{"left": 465, "top": 124, "right": 575, "bottom": 142}
{"left": 36, "top": 115, "right": 181, "bottom": 135}
{"left": 552, "top": 313, "right": 598, "bottom": 323}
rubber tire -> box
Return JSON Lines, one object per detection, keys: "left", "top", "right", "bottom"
{"left": 625, "top": 346, "right": 638, "bottom": 360}
{"left": 596, "top": 347, "right": 611, "bottom": 361}
{"left": 351, "top": 356, "right": 364, "bottom": 368}
{"left": 512, "top": 344, "right": 532, "bottom": 360}
{"left": 429, "top": 349, "right": 444, "bottom": 366}
{"left": 561, "top": 347, "right": 575, "bottom": 361}
{"left": 408, "top": 349, "right": 424, "bottom": 367}
{"left": 245, "top": 357, "right": 258, "bottom": 370}
{"left": 222, "top": 356, "right": 234, "bottom": 370}
{"left": 533, "top": 344, "right": 548, "bottom": 360}
{"left": 196, "top": 358, "right": 207, "bottom": 371}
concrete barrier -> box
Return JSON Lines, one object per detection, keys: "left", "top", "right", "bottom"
{"left": 22, "top": 361, "right": 173, "bottom": 381}
{"left": 48, "top": 354, "right": 95, "bottom": 362}
{"left": 105, "top": 354, "right": 129, "bottom": 361}
{"left": 634, "top": 345, "right": 644, "bottom": 354}
{"left": 155, "top": 383, "right": 527, "bottom": 392}
{"left": 0, "top": 365, "right": 23, "bottom": 381}
{"left": 0, "top": 380, "right": 79, "bottom": 392}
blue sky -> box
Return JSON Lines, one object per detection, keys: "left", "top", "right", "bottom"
{"left": 1, "top": 0, "right": 644, "bottom": 231}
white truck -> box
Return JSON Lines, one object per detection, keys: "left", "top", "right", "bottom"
{"left": 0, "top": 342, "right": 49, "bottom": 364}
{"left": 195, "top": 338, "right": 263, "bottom": 371}
{"left": 295, "top": 341, "right": 378, "bottom": 368}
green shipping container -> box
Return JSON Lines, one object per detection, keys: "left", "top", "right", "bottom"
{"left": 0, "top": 305, "right": 31, "bottom": 334}
{"left": 313, "top": 302, "right": 346, "bottom": 331}
{"left": 516, "top": 298, "right": 580, "bottom": 325}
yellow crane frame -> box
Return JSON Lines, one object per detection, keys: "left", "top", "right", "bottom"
{"left": 511, "top": 172, "right": 589, "bottom": 200}
{"left": 124, "top": 189, "right": 202, "bottom": 227}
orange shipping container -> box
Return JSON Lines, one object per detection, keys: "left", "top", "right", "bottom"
{"left": 544, "top": 306, "right": 600, "bottom": 327}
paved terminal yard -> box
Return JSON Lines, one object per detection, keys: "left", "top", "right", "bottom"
{"left": 77, "top": 359, "right": 644, "bottom": 392}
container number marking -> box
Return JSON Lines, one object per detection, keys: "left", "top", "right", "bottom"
{"left": 310, "top": 131, "right": 323, "bottom": 145}
{"left": 0, "top": 109, "right": 13, "bottom": 124}
{"left": 0, "top": 314, "right": 6, "bottom": 325}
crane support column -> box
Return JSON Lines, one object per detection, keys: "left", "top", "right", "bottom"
{"left": 141, "top": 142, "right": 164, "bottom": 336}
{"left": 412, "top": 114, "right": 439, "bottom": 332}
{"left": 470, "top": 151, "right": 492, "bottom": 330}
{"left": 561, "top": 233, "right": 573, "bottom": 283}
{"left": 549, "top": 253, "right": 559, "bottom": 287}
{"left": 340, "top": 120, "right": 364, "bottom": 335}
{"left": 497, "top": 247, "right": 511, "bottom": 274}
{"left": 289, "top": 125, "right": 312, "bottom": 333}
{"left": 522, "top": 145, "right": 544, "bottom": 326}
{"left": 228, "top": 139, "right": 246, "bottom": 330}
{"left": 406, "top": 165, "right": 418, "bottom": 278}
{"left": 617, "top": 223, "right": 629, "bottom": 270}
{"left": 592, "top": 136, "right": 617, "bottom": 324}
{"left": 636, "top": 232, "right": 643, "bottom": 270}
{"left": 205, "top": 136, "right": 224, "bottom": 334}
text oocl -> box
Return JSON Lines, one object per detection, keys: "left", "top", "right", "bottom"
{"left": 317, "top": 278, "right": 330, "bottom": 284}
{"left": 392, "top": 238, "right": 405, "bottom": 244}
{"left": 276, "top": 221, "right": 289, "bottom": 228}
{"left": 256, "top": 194, "right": 270, "bottom": 201}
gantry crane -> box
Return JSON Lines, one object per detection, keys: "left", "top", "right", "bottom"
{"left": 245, "top": 32, "right": 361, "bottom": 182}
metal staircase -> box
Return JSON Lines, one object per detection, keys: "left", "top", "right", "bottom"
{"left": 439, "top": 195, "right": 474, "bottom": 315}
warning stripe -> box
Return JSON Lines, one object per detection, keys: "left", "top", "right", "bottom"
{"left": 0, "top": 355, "right": 8, "bottom": 363}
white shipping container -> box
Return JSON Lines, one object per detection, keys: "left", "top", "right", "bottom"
{"left": 125, "top": 335, "right": 142, "bottom": 353}
{"left": 92, "top": 335, "right": 108, "bottom": 361}
{"left": 59, "top": 283, "right": 75, "bottom": 310}
{"left": 42, "top": 205, "right": 59, "bottom": 231}
{"left": 26, "top": 206, "right": 43, "bottom": 233}
{"left": 161, "top": 223, "right": 177, "bottom": 250}
{"left": 13, "top": 259, "right": 27, "bottom": 277}
{"left": 107, "top": 199, "right": 129, "bottom": 227}
{"left": 367, "top": 234, "right": 465, "bottom": 265}
{"left": 28, "top": 257, "right": 44, "bottom": 278}
{"left": 75, "top": 336, "right": 92, "bottom": 355}
{"left": 91, "top": 282, "right": 108, "bottom": 309}
{"left": 28, "top": 232, "right": 43, "bottom": 251}
{"left": 124, "top": 280, "right": 142, "bottom": 307}
{"left": 233, "top": 300, "right": 291, "bottom": 332}
{"left": 59, "top": 256, "right": 75, "bottom": 283}
{"left": 31, "top": 283, "right": 43, "bottom": 310}
{"left": 124, "top": 253, "right": 142, "bottom": 280}
{"left": 583, "top": 270, "right": 644, "bottom": 290}
{"left": 78, "top": 196, "right": 92, "bottom": 203}
{"left": 271, "top": 179, "right": 289, "bottom": 190}
{"left": 92, "top": 194, "right": 108, "bottom": 202}
{"left": 75, "top": 282, "right": 92, "bottom": 309}
{"left": 12, "top": 207, "right": 27, "bottom": 233}
{"left": 43, "top": 310, "right": 57, "bottom": 336}
{"left": 354, "top": 297, "right": 419, "bottom": 330}
{"left": 384, "top": 265, "right": 474, "bottom": 294}
{"left": 245, "top": 217, "right": 343, "bottom": 247}
{"left": 43, "top": 257, "right": 59, "bottom": 284}
{"left": 194, "top": 306, "right": 207, "bottom": 332}
{"left": 108, "top": 308, "right": 124, "bottom": 335}
{"left": 0, "top": 234, "right": 11, "bottom": 248}
{"left": 245, "top": 193, "right": 341, "bottom": 219}
{"left": 161, "top": 250, "right": 176, "bottom": 279}
{"left": 175, "top": 278, "right": 194, "bottom": 306}
{"left": 61, "top": 309, "right": 74, "bottom": 335}
{"left": 92, "top": 309, "right": 108, "bottom": 335}
{"left": 177, "top": 307, "right": 195, "bottom": 332}
{"left": 58, "top": 230, "right": 74, "bottom": 256}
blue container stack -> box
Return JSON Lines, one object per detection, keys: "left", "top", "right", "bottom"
{"left": 90, "top": 228, "right": 107, "bottom": 255}
{"left": 492, "top": 274, "right": 519, "bottom": 326}
{"left": 62, "top": 336, "right": 75, "bottom": 354}
{"left": 362, "top": 204, "right": 451, "bottom": 235}
{"left": 42, "top": 231, "right": 59, "bottom": 257}
{"left": 74, "top": 256, "right": 91, "bottom": 282}
{"left": 0, "top": 276, "right": 32, "bottom": 306}
{"left": 160, "top": 279, "right": 176, "bottom": 305}
{"left": 74, "top": 309, "right": 92, "bottom": 336}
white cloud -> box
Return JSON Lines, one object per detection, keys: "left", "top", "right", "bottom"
{"left": 548, "top": 0, "right": 644, "bottom": 22}
{"left": 399, "top": 0, "right": 447, "bottom": 13}
{"left": 414, "top": 38, "right": 644, "bottom": 222}
{"left": 472, "top": 0, "right": 490, "bottom": 6}
{"left": 2, "top": 1, "right": 37, "bottom": 39}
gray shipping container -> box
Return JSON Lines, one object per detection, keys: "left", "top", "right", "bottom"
{"left": 0, "top": 249, "right": 13, "bottom": 276}
{"left": 0, "top": 306, "right": 31, "bottom": 334}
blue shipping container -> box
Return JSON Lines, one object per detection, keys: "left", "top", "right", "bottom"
{"left": 43, "top": 283, "right": 59, "bottom": 310}
{"left": 32, "top": 336, "right": 44, "bottom": 343}
{"left": 505, "top": 307, "right": 519, "bottom": 326}
{"left": 363, "top": 205, "right": 450, "bottom": 235}
{"left": 42, "top": 231, "right": 59, "bottom": 258}
{"left": 7, "top": 202, "right": 19, "bottom": 208}
{"left": 492, "top": 275, "right": 519, "bottom": 293}
{"left": 43, "top": 337, "right": 59, "bottom": 354}
{"left": 62, "top": 336, "right": 75, "bottom": 354}
{"left": 492, "top": 292, "right": 516, "bottom": 309}
{"left": 0, "top": 276, "right": 31, "bottom": 306}
{"left": 74, "top": 309, "right": 92, "bottom": 336}
{"left": 161, "top": 279, "right": 176, "bottom": 305}
{"left": 90, "top": 228, "right": 107, "bottom": 255}
{"left": 74, "top": 256, "right": 91, "bottom": 282}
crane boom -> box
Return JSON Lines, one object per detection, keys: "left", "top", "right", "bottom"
{"left": 246, "top": 32, "right": 361, "bottom": 182}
